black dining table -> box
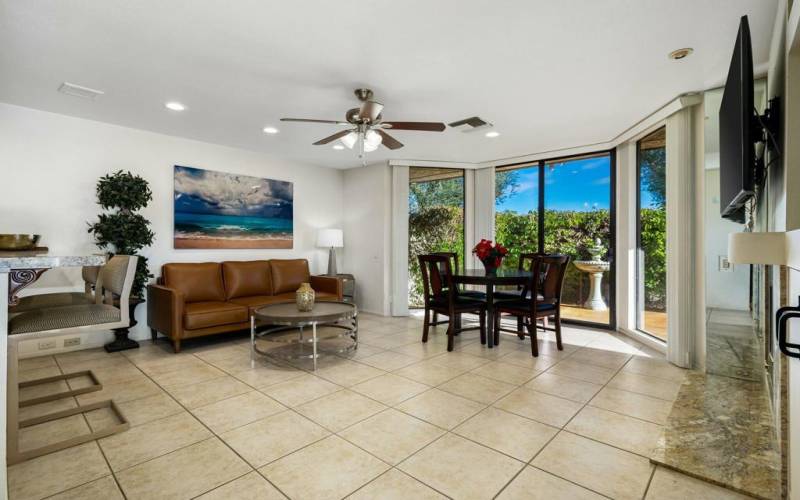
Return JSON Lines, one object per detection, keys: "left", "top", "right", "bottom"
{"left": 451, "top": 268, "right": 532, "bottom": 348}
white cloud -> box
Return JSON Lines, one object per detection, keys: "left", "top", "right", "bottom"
{"left": 174, "top": 166, "right": 292, "bottom": 215}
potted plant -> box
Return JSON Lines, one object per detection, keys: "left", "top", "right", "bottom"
{"left": 472, "top": 239, "right": 508, "bottom": 274}
{"left": 88, "top": 170, "right": 154, "bottom": 352}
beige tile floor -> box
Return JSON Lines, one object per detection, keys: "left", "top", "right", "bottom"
{"left": 6, "top": 313, "right": 750, "bottom": 500}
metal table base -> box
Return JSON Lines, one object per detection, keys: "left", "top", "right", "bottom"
{"left": 250, "top": 313, "right": 358, "bottom": 371}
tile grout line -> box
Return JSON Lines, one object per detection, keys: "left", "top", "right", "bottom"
{"left": 99, "top": 348, "right": 283, "bottom": 498}
{"left": 134, "top": 350, "right": 299, "bottom": 499}
{"left": 641, "top": 465, "right": 658, "bottom": 500}
{"left": 500, "top": 342, "right": 657, "bottom": 498}
{"left": 19, "top": 320, "right": 681, "bottom": 500}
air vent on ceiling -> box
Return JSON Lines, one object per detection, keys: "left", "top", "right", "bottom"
{"left": 448, "top": 116, "right": 494, "bottom": 133}
{"left": 58, "top": 82, "right": 105, "bottom": 100}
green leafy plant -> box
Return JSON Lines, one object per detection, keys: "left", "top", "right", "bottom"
{"left": 88, "top": 171, "right": 155, "bottom": 299}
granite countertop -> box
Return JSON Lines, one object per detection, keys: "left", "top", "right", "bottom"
{"left": 651, "top": 371, "right": 781, "bottom": 500}
{"left": 0, "top": 254, "right": 106, "bottom": 272}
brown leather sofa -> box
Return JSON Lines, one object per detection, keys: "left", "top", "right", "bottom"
{"left": 147, "top": 259, "right": 342, "bottom": 352}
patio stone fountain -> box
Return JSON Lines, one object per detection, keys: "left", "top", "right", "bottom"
{"left": 573, "top": 238, "right": 610, "bottom": 311}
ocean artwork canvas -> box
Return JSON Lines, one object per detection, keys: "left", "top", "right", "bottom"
{"left": 173, "top": 165, "right": 293, "bottom": 249}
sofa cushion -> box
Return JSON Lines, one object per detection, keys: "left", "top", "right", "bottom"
{"left": 162, "top": 263, "right": 225, "bottom": 303}
{"left": 222, "top": 261, "right": 272, "bottom": 299}
{"left": 270, "top": 259, "right": 310, "bottom": 294}
{"left": 183, "top": 301, "right": 248, "bottom": 330}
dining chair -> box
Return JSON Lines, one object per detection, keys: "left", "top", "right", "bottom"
{"left": 5, "top": 255, "right": 137, "bottom": 464}
{"left": 430, "top": 252, "right": 485, "bottom": 330}
{"left": 418, "top": 254, "right": 487, "bottom": 351}
{"left": 494, "top": 254, "right": 570, "bottom": 356}
{"left": 493, "top": 252, "right": 542, "bottom": 334}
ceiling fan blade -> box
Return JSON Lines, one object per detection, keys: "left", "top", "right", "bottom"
{"left": 376, "top": 130, "right": 404, "bottom": 150}
{"left": 359, "top": 101, "right": 384, "bottom": 122}
{"left": 313, "top": 129, "right": 352, "bottom": 145}
{"left": 381, "top": 121, "right": 446, "bottom": 132}
{"left": 281, "top": 118, "right": 350, "bottom": 125}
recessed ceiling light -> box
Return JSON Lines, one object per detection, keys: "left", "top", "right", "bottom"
{"left": 485, "top": 131, "right": 500, "bottom": 138}
{"left": 262, "top": 126, "right": 279, "bottom": 134}
{"left": 165, "top": 101, "right": 186, "bottom": 111}
{"left": 332, "top": 144, "right": 345, "bottom": 150}
{"left": 668, "top": 48, "right": 693, "bottom": 60}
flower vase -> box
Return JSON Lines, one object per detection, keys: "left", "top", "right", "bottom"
{"left": 481, "top": 258, "right": 499, "bottom": 274}
{"left": 296, "top": 283, "right": 315, "bottom": 312}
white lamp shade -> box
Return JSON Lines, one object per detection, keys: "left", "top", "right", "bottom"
{"left": 340, "top": 132, "right": 357, "bottom": 149}
{"left": 727, "top": 232, "right": 786, "bottom": 265}
{"left": 364, "top": 129, "right": 382, "bottom": 148}
{"left": 317, "top": 228, "right": 343, "bottom": 248}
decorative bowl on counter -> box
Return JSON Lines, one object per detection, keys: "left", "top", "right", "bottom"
{"left": 0, "top": 234, "right": 41, "bottom": 250}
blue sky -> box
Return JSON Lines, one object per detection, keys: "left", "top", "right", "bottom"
{"left": 496, "top": 156, "right": 611, "bottom": 213}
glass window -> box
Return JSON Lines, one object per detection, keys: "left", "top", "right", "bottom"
{"left": 408, "top": 167, "right": 465, "bottom": 307}
{"left": 494, "top": 165, "right": 539, "bottom": 269}
{"left": 637, "top": 127, "right": 667, "bottom": 340}
{"left": 493, "top": 152, "right": 614, "bottom": 327}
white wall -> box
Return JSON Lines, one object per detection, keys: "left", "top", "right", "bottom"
{"left": 342, "top": 163, "right": 391, "bottom": 315}
{"left": 0, "top": 103, "right": 344, "bottom": 341}
{"left": 703, "top": 169, "right": 750, "bottom": 310}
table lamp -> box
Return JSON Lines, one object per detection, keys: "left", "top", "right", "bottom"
{"left": 727, "top": 232, "right": 787, "bottom": 265}
{"left": 728, "top": 230, "right": 800, "bottom": 359}
{"left": 317, "top": 228, "right": 343, "bottom": 276}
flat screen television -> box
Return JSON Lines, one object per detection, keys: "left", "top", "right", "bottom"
{"left": 719, "top": 15, "right": 755, "bottom": 223}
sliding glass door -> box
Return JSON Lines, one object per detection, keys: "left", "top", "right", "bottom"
{"left": 636, "top": 127, "right": 667, "bottom": 340}
{"left": 408, "top": 167, "right": 465, "bottom": 307}
{"left": 495, "top": 151, "right": 615, "bottom": 328}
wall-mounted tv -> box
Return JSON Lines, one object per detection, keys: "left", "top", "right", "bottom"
{"left": 719, "top": 15, "right": 755, "bottom": 223}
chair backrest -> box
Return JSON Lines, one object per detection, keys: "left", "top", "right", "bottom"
{"left": 418, "top": 254, "right": 456, "bottom": 306}
{"left": 96, "top": 254, "right": 138, "bottom": 313}
{"left": 81, "top": 265, "right": 101, "bottom": 297}
{"left": 517, "top": 253, "right": 541, "bottom": 271}
{"left": 529, "top": 254, "right": 570, "bottom": 305}
{"left": 431, "top": 252, "right": 461, "bottom": 275}
{"left": 515, "top": 253, "right": 542, "bottom": 292}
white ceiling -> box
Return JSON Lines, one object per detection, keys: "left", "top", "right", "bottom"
{"left": 0, "top": 0, "right": 778, "bottom": 169}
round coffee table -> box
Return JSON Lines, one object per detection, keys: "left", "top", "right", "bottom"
{"left": 250, "top": 301, "right": 358, "bottom": 371}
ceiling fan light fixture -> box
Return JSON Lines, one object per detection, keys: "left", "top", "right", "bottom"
{"left": 340, "top": 131, "right": 358, "bottom": 149}
{"left": 364, "top": 129, "right": 383, "bottom": 148}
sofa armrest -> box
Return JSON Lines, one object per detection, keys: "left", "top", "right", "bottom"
{"left": 310, "top": 275, "right": 343, "bottom": 300}
{"left": 147, "top": 284, "right": 185, "bottom": 338}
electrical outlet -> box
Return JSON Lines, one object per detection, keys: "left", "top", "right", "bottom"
{"left": 64, "top": 337, "right": 81, "bottom": 347}
{"left": 38, "top": 340, "right": 57, "bottom": 350}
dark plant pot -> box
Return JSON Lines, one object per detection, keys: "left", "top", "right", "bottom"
{"left": 105, "top": 298, "right": 143, "bottom": 352}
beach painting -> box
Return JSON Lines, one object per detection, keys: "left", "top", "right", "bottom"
{"left": 173, "top": 165, "right": 293, "bottom": 249}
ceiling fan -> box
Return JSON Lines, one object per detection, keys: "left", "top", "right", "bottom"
{"left": 281, "top": 88, "right": 446, "bottom": 161}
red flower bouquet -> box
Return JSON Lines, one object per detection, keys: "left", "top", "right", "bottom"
{"left": 472, "top": 239, "right": 508, "bottom": 273}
